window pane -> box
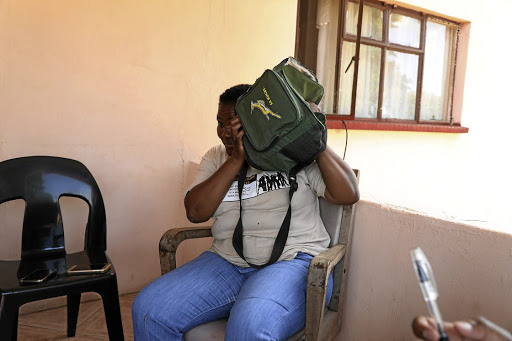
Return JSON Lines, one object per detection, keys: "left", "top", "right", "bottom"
{"left": 346, "top": 1, "right": 383, "bottom": 41}
{"left": 338, "top": 42, "right": 381, "bottom": 118}
{"left": 389, "top": 13, "right": 420, "bottom": 48}
{"left": 420, "top": 20, "right": 456, "bottom": 121}
{"left": 382, "top": 51, "right": 418, "bottom": 119}
{"left": 316, "top": 0, "right": 340, "bottom": 113}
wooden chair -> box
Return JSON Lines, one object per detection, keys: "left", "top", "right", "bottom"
{"left": 159, "top": 170, "right": 359, "bottom": 341}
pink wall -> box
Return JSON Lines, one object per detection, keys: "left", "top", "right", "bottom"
{"left": 1, "top": 1, "right": 511, "bottom": 333}
{"left": 0, "top": 0, "right": 298, "bottom": 295}
{"left": 340, "top": 201, "right": 512, "bottom": 340}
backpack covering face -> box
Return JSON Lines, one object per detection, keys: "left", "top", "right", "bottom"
{"left": 235, "top": 57, "right": 327, "bottom": 174}
{"left": 232, "top": 57, "right": 327, "bottom": 268}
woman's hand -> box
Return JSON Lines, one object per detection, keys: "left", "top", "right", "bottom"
{"left": 308, "top": 101, "right": 322, "bottom": 113}
{"left": 185, "top": 111, "right": 246, "bottom": 223}
{"left": 228, "top": 116, "right": 245, "bottom": 166}
{"left": 315, "top": 145, "right": 359, "bottom": 204}
{"left": 412, "top": 316, "right": 512, "bottom": 341}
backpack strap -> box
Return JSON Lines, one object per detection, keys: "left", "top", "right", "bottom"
{"left": 232, "top": 162, "right": 301, "bottom": 269}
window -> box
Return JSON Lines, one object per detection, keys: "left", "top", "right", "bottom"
{"left": 296, "top": 0, "right": 469, "bottom": 132}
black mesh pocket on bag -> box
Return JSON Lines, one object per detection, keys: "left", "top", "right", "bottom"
{"left": 280, "top": 124, "right": 326, "bottom": 166}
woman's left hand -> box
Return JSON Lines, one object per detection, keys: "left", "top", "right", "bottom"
{"left": 307, "top": 101, "right": 360, "bottom": 205}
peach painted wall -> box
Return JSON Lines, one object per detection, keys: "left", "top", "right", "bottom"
{"left": 0, "top": 0, "right": 298, "bottom": 293}
{"left": 340, "top": 201, "right": 512, "bottom": 340}
{"left": 0, "top": 0, "right": 511, "bottom": 336}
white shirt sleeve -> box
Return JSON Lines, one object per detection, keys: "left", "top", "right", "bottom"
{"left": 304, "top": 162, "right": 326, "bottom": 198}
{"left": 187, "top": 145, "right": 225, "bottom": 192}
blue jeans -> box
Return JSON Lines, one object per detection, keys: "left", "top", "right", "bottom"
{"left": 132, "top": 251, "right": 333, "bottom": 341}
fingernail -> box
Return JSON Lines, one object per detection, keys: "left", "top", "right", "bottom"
{"left": 457, "top": 321, "right": 474, "bottom": 332}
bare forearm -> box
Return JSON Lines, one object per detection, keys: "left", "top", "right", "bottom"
{"left": 316, "top": 145, "right": 359, "bottom": 205}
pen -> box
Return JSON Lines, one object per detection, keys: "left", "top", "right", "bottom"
{"left": 411, "top": 247, "right": 449, "bottom": 341}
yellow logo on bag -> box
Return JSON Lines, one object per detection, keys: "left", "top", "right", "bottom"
{"left": 251, "top": 100, "right": 282, "bottom": 120}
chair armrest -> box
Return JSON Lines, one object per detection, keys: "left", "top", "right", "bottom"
{"left": 305, "top": 244, "right": 347, "bottom": 341}
{"left": 159, "top": 226, "right": 213, "bottom": 275}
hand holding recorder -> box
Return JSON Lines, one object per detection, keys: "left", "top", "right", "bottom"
{"left": 411, "top": 247, "right": 511, "bottom": 341}
{"left": 413, "top": 315, "right": 512, "bottom": 341}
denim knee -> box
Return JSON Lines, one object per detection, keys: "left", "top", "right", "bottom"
{"left": 225, "top": 297, "right": 304, "bottom": 341}
{"left": 132, "top": 286, "right": 154, "bottom": 321}
{"left": 132, "top": 290, "right": 145, "bottom": 330}
{"left": 132, "top": 289, "right": 182, "bottom": 340}
{"left": 225, "top": 302, "right": 273, "bottom": 341}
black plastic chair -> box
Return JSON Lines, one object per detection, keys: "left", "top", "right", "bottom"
{"left": 0, "top": 156, "right": 124, "bottom": 340}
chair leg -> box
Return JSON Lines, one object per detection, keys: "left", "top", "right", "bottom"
{"left": 99, "top": 277, "right": 124, "bottom": 341}
{"left": 67, "top": 293, "right": 81, "bottom": 337}
{"left": 0, "top": 296, "right": 19, "bottom": 341}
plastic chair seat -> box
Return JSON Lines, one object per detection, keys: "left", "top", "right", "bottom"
{"left": 0, "top": 252, "right": 113, "bottom": 293}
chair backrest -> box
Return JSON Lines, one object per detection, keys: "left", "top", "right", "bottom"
{"left": 0, "top": 156, "right": 107, "bottom": 260}
{"left": 319, "top": 197, "right": 344, "bottom": 247}
{"left": 318, "top": 169, "right": 359, "bottom": 246}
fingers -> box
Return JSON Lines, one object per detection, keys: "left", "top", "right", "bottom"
{"left": 307, "top": 100, "right": 321, "bottom": 113}
{"left": 455, "top": 319, "right": 512, "bottom": 341}
{"left": 412, "top": 316, "right": 467, "bottom": 341}
{"left": 413, "top": 316, "right": 512, "bottom": 341}
{"left": 229, "top": 116, "right": 245, "bottom": 161}
{"left": 454, "top": 321, "right": 486, "bottom": 339}
{"left": 230, "top": 117, "right": 244, "bottom": 143}
{"left": 229, "top": 116, "right": 244, "bottom": 138}
{"left": 413, "top": 316, "right": 440, "bottom": 340}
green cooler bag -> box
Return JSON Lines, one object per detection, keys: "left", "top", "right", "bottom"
{"left": 232, "top": 57, "right": 327, "bottom": 268}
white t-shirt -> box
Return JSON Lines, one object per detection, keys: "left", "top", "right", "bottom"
{"left": 188, "top": 144, "right": 330, "bottom": 267}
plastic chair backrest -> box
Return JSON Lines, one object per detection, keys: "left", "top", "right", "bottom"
{"left": 0, "top": 156, "right": 107, "bottom": 260}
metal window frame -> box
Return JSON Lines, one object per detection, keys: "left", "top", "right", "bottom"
{"left": 329, "top": 0, "right": 459, "bottom": 124}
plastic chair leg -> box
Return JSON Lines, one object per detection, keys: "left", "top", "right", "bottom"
{"left": 0, "top": 296, "right": 19, "bottom": 341}
{"left": 67, "top": 293, "right": 81, "bottom": 337}
{"left": 99, "top": 277, "right": 124, "bottom": 341}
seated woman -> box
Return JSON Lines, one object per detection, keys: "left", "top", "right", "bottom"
{"left": 132, "top": 84, "right": 360, "bottom": 341}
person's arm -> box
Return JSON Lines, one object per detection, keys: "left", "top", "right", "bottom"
{"left": 315, "top": 145, "right": 359, "bottom": 205}
{"left": 185, "top": 117, "right": 245, "bottom": 223}
{"left": 412, "top": 315, "right": 512, "bottom": 341}
{"left": 308, "top": 102, "right": 359, "bottom": 205}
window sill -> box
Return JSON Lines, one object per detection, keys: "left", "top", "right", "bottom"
{"left": 326, "top": 120, "right": 469, "bottom": 133}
